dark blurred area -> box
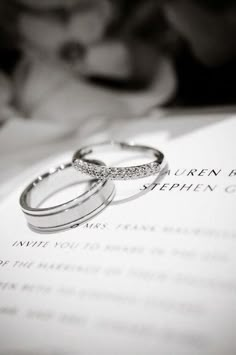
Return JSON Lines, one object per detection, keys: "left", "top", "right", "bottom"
{"left": 1, "top": 0, "right": 236, "bottom": 109}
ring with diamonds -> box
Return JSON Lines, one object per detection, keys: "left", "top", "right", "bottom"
{"left": 72, "top": 141, "right": 165, "bottom": 180}
{"left": 20, "top": 161, "right": 115, "bottom": 233}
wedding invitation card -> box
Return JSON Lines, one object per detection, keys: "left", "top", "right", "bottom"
{"left": 0, "top": 113, "right": 235, "bottom": 355}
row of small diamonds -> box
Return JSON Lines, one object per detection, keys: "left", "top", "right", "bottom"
{"left": 74, "top": 159, "right": 160, "bottom": 180}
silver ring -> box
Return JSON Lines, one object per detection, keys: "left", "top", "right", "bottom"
{"left": 72, "top": 141, "right": 165, "bottom": 180}
{"left": 19, "top": 162, "right": 115, "bottom": 233}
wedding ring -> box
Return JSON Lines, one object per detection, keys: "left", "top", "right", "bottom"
{"left": 73, "top": 141, "right": 165, "bottom": 180}
{"left": 20, "top": 162, "right": 115, "bottom": 233}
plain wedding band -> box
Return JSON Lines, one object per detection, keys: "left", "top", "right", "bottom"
{"left": 72, "top": 141, "right": 165, "bottom": 180}
{"left": 19, "top": 162, "right": 115, "bottom": 233}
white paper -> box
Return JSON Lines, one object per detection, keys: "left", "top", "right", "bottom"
{"left": 0, "top": 114, "right": 236, "bottom": 355}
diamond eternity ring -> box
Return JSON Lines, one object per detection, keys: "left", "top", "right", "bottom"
{"left": 72, "top": 141, "right": 165, "bottom": 180}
